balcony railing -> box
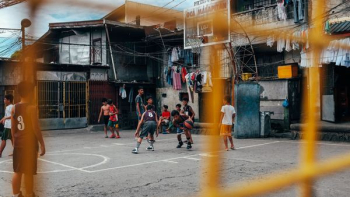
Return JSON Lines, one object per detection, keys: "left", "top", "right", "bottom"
{"left": 232, "top": 4, "right": 295, "bottom": 27}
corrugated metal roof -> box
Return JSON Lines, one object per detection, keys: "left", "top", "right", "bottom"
{"left": 330, "top": 21, "right": 350, "bottom": 34}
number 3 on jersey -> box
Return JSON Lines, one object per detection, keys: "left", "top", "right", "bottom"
{"left": 17, "top": 116, "right": 25, "bottom": 131}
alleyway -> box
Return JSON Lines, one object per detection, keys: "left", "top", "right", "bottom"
{"left": 1, "top": 130, "right": 349, "bottom": 197}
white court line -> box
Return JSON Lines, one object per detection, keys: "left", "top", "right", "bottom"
{"left": 47, "top": 137, "right": 178, "bottom": 154}
{"left": 199, "top": 153, "right": 218, "bottom": 157}
{"left": 163, "top": 160, "right": 179, "bottom": 164}
{"left": 183, "top": 157, "right": 201, "bottom": 161}
{"left": 284, "top": 140, "right": 350, "bottom": 147}
{"left": 87, "top": 141, "right": 281, "bottom": 173}
{"left": 113, "top": 143, "right": 125, "bottom": 146}
{"left": 38, "top": 158, "right": 90, "bottom": 173}
{"left": 235, "top": 141, "right": 281, "bottom": 149}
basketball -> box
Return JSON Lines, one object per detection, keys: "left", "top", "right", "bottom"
{"left": 184, "top": 120, "right": 194, "bottom": 130}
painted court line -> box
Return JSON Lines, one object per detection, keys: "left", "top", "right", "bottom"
{"left": 284, "top": 140, "right": 350, "bottom": 147}
{"left": 113, "top": 143, "right": 125, "bottom": 146}
{"left": 86, "top": 141, "right": 281, "bottom": 173}
{"left": 38, "top": 158, "right": 90, "bottom": 173}
{"left": 47, "top": 137, "right": 180, "bottom": 154}
{"left": 163, "top": 160, "right": 179, "bottom": 164}
{"left": 235, "top": 141, "right": 281, "bottom": 149}
{"left": 183, "top": 157, "right": 201, "bottom": 161}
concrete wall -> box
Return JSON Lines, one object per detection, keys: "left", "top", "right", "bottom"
{"left": 156, "top": 87, "right": 199, "bottom": 120}
{"left": 0, "top": 63, "right": 22, "bottom": 85}
{"left": 284, "top": 49, "right": 301, "bottom": 65}
{"left": 259, "top": 80, "right": 288, "bottom": 120}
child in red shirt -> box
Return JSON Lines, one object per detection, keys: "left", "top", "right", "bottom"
{"left": 158, "top": 105, "right": 170, "bottom": 134}
{"left": 107, "top": 99, "right": 120, "bottom": 138}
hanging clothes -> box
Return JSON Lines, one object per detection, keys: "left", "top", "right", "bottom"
{"left": 184, "top": 50, "right": 194, "bottom": 66}
{"left": 195, "top": 72, "right": 203, "bottom": 93}
{"left": 171, "top": 47, "right": 179, "bottom": 62}
{"left": 128, "top": 87, "right": 134, "bottom": 103}
{"left": 267, "top": 35, "right": 275, "bottom": 47}
{"left": 293, "top": 0, "right": 304, "bottom": 23}
{"left": 201, "top": 71, "right": 213, "bottom": 87}
{"left": 185, "top": 73, "right": 193, "bottom": 103}
{"left": 292, "top": 31, "right": 300, "bottom": 50}
{"left": 181, "top": 67, "right": 187, "bottom": 83}
{"left": 277, "top": 37, "right": 286, "bottom": 52}
{"left": 285, "top": 37, "right": 292, "bottom": 52}
{"left": 119, "top": 86, "right": 127, "bottom": 99}
{"left": 277, "top": 0, "right": 287, "bottom": 21}
{"left": 173, "top": 72, "right": 182, "bottom": 90}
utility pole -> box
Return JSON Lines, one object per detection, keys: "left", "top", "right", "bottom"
{"left": 20, "top": 18, "right": 31, "bottom": 79}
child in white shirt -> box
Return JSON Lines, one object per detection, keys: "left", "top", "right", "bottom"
{"left": 219, "top": 96, "right": 236, "bottom": 151}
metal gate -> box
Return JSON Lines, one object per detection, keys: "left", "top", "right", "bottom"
{"left": 89, "top": 81, "right": 117, "bottom": 125}
{"left": 37, "top": 81, "right": 88, "bottom": 130}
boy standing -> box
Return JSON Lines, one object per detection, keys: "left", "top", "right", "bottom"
{"left": 135, "top": 87, "right": 145, "bottom": 122}
{"left": 219, "top": 96, "right": 236, "bottom": 151}
{"left": 98, "top": 98, "right": 110, "bottom": 138}
{"left": 0, "top": 94, "right": 14, "bottom": 157}
{"left": 132, "top": 105, "right": 159, "bottom": 154}
{"left": 182, "top": 98, "right": 194, "bottom": 144}
{"left": 11, "top": 81, "right": 46, "bottom": 197}
{"left": 144, "top": 96, "right": 156, "bottom": 112}
{"left": 170, "top": 110, "right": 193, "bottom": 149}
{"left": 107, "top": 99, "right": 120, "bottom": 138}
{"left": 175, "top": 104, "right": 182, "bottom": 114}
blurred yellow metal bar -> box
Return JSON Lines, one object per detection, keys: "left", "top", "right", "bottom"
{"left": 216, "top": 152, "right": 350, "bottom": 197}
{"left": 300, "top": 0, "right": 325, "bottom": 196}
{"left": 201, "top": 45, "right": 225, "bottom": 197}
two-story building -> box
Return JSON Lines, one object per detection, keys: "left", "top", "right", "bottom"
{"left": 34, "top": 1, "right": 183, "bottom": 130}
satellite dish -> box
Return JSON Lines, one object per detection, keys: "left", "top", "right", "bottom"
{"left": 21, "top": 19, "right": 31, "bottom": 28}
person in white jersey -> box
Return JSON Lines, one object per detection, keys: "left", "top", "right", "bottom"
{"left": 0, "top": 94, "right": 14, "bottom": 157}
{"left": 219, "top": 95, "right": 236, "bottom": 151}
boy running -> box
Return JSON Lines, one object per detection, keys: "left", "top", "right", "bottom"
{"left": 107, "top": 99, "right": 120, "bottom": 139}
{"left": 98, "top": 98, "right": 110, "bottom": 138}
{"left": 170, "top": 110, "right": 193, "bottom": 149}
{"left": 0, "top": 94, "right": 14, "bottom": 157}
{"left": 219, "top": 96, "right": 236, "bottom": 151}
{"left": 132, "top": 105, "right": 159, "bottom": 154}
{"left": 11, "top": 81, "right": 46, "bottom": 197}
{"left": 165, "top": 104, "right": 183, "bottom": 134}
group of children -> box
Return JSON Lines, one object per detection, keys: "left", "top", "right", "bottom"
{"left": 131, "top": 95, "right": 236, "bottom": 154}
{"left": 132, "top": 97, "right": 196, "bottom": 154}
{"left": 0, "top": 81, "right": 46, "bottom": 197}
{"left": 98, "top": 98, "right": 120, "bottom": 139}
{"left": 97, "top": 86, "right": 236, "bottom": 154}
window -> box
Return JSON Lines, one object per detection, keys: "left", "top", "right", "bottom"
{"left": 92, "top": 38, "right": 102, "bottom": 64}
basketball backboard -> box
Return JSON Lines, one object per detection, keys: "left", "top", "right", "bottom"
{"left": 184, "top": 0, "right": 230, "bottom": 49}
